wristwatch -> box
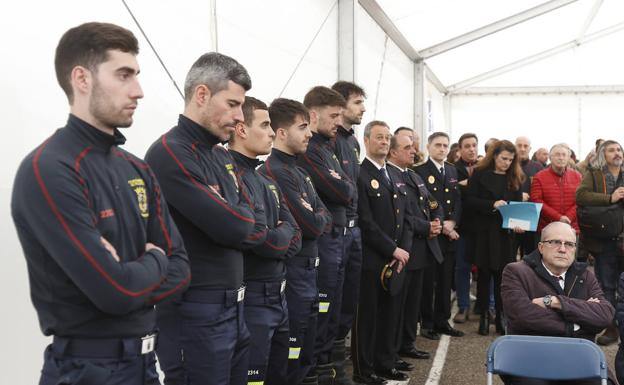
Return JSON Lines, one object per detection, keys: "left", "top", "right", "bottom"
{"left": 543, "top": 295, "right": 553, "bottom": 308}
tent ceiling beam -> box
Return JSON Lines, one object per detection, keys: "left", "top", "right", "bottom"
{"left": 358, "top": 0, "right": 421, "bottom": 61}
{"left": 453, "top": 85, "right": 624, "bottom": 96}
{"left": 446, "top": 21, "right": 624, "bottom": 94}
{"left": 576, "top": 0, "right": 603, "bottom": 42}
{"left": 418, "top": 0, "right": 580, "bottom": 59}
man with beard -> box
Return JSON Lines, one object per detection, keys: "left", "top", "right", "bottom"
{"left": 146, "top": 53, "right": 267, "bottom": 385}
{"left": 453, "top": 133, "right": 479, "bottom": 323}
{"left": 298, "top": 86, "right": 356, "bottom": 384}
{"left": 352, "top": 120, "right": 413, "bottom": 384}
{"left": 515, "top": 136, "right": 544, "bottom": 255}
{"left": 330, "top": 81, "right": 366, "bottom": 385}
{"left": 260, "top": 98, "right": 333, "bottom": 385}
{"left": 11, "top": 22, "right": 190, "bottom": 385}
{"left": 577, "top": 140, "right": 624, "bottom": 346}
{"left": 229, "top": 96, "right": 302, "bottom": 384}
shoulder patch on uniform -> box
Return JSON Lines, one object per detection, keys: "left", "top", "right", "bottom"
{"left": 128, "top": 178, "right": 149, "bottom": 218}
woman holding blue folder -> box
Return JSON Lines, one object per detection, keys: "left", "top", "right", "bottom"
{"left": 466, "top": 139, "right": 525, "bottom": 335}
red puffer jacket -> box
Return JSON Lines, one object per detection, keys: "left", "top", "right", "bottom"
{"left": 530, "top": 167, "right": 582, "bottom": 233}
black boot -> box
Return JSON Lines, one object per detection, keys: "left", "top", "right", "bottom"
{"left": 331, "top": 339, "right": 355, "bottom": 385}
{"left": 478, "top": 313, "right": 489, "bottom": 336}
{"left": 317, "top": 363, "right": 336, "bottom": 385}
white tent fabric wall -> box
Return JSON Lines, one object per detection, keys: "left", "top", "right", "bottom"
{"left": 355, "top": 3, "right": 415, "bottom": 147}
{"left": 217, "top": 0, "right": 339, "bottom": 102}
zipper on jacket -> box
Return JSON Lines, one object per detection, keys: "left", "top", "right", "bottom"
{"left": 565, "top": 275, "right": 579, "bottom": 296}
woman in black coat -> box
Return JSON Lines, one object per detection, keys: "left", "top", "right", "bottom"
{"left": 466, "top": 140, "right": 525, "bottom": 335}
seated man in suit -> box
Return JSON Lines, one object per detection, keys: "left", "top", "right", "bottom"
{"left": 501, "top": 222, "right": 614, "bottom": 385}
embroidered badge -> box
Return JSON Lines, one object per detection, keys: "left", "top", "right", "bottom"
{"left": 128, "top": 178, "right": 149, "bottom": 218}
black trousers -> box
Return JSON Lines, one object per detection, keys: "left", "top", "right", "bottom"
{"left": 351, "top": 268, "right": 403, "bottom": 376}
{"left": 476, "top": 268, "right": 503, "bottom": 319}
{"left": 420, "top": 247, "right": 455, "bottom": 330}
{"left": 398, "top": 269, "right": 425, "bottom": 351}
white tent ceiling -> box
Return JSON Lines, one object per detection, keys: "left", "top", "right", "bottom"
{"left": 374, "top": 0, "right": 624, "bottom": 91}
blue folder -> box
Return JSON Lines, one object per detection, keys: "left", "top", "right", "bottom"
{"left": 497, "top": 201, "right": 543, "bottom": 232}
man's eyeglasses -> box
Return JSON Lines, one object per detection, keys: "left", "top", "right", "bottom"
{"left": 541, "top": 239, "right": 577, "bottom": 249}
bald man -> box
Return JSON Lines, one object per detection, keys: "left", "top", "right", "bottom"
{"left": 501, "top": 222, "right": 614, "bottom": 384}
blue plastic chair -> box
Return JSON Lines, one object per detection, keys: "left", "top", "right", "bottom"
{"left": 486, "top": 335, "right": 608, "bottom": 385}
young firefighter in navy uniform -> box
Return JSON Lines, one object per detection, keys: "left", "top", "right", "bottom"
{"left": 260, "top": 98, "right": 333, "bottom": 385}
{"left": 11, "top": 22, "right": 190, "bottom": 385}
{"left": 146, "top": 53, "right": 268, "bottom": 385}
{"left": 352, "top": 121, "right": 413, "bottom": 384}
{"left": 229, "top": 97, "right": 302, "bottom": 384}
{"left": 330, "top": 81, "right": 366, "bottom": 385}
{"left": 298, "top": 86, "right": 356, "bottom": 384}
{"left": 387, "top": 134, "right": 444, "bottom": 365}
{"left": 415, "top": 132, "right": 464, "bottom": 339}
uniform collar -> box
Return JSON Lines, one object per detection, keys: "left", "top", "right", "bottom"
{"left": 230, "top": 149, "right": 262, "bottom": 170}
{"left": 365, "top": 156, "right": 385, "bottom": 170}
{"left": 66, "top": 114, "right": 126, "bottom": 151}
{"left": 387, "top": 161, "right": 406, "bottom": 172}
{"left": 178, "top": 114, "right": 221, "bottom": 147}
{"left": 337, "top": 125, "right": 355, "bottom": 137}
{"left": 311, "top": 131, "right": 332, "bottom": 144}
{"left": 430, "top": 158, "right": 445, "bottom": 172}
{"left": 271, "top": 148, "right": 298, "bottom": 166}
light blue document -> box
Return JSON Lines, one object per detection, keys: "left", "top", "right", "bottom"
{"left": 497, "top": 201, "right": 543, "bottom": 231}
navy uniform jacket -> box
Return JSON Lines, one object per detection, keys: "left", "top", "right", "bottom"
{"left": 298, "top": 132, "right": 355, "bottom": 227}
{"left": 230, "top": 150, "right": 302, "bottom": 282}
{"left": 333, "top": 126, "right": 361, "bottom": 223}
{"left": 388, "top": 163, "right": 443, "bottom": 270}
{"left": 357, "top": 158, "right": 413, "bottom": 272}
{"left": 260, "top": 149, "right": 332, "bottom": 259}
{"left": 11, "top": 114, "right": 190, "bottom": 338}
{"left": 146, "top": 115, "right": 268, "bottom": 290}
{"left": 415, "top": 159, "right": 462, "bottom": 252}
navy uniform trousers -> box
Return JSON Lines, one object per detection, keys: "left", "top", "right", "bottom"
{"left": 286, "top": 255, "right": 320, "bottom": 384}
{"left": 156, "top": 287, "right": 250, "bottom": 385}
{"left": 40, "top": 336, "right": 159, "bottom": 385}
{"left": 315, "top": 228, "right": 347, "bottom": 365}
{"left": 244, "top": 281, "right": 289, "bottom": 385}
{"left": 337, "top": 225, "right": 362, "bottom": 340}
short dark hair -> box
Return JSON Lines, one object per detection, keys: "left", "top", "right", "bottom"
{"left": 242, "top": 96, "right": 268, "bottom": 126}
{"left": 184, "top": 52, "right": 251, "bottom": 104}
{"left": 427, "top": 131, "right": 450, "bottom": 144}
{"left": 394, "top": 126, "right": 413, "bottom": 135}
{"left": 55, "top": 22, "right": 139, "bottom": 103}
{"left": 331, "top": 81, "right": 366, "bottom": 101}
{"left": 303, "top": 86, "right": 346, "bottom": 109}
{"left": 364, "top": 120, "right": 389, "bottom": 138}
{"left": 458, "top": 133, "right": 478, "bottom": 147}
{"left": 269, "top": 98, "right": 310, "bottom": 132}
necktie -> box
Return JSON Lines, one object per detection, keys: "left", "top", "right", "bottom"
{"left": 440, "top": 166, "right": 445, "bottom": 177}
{"left": 381, "top": 167, "right": 391, "bottom": 185}
{"left": 552, "top": 275, "right": 564, "bottom": 290}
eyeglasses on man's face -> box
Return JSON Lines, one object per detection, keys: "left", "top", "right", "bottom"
{"left": 541, "top": 239, "right": 577, "bottom": 250}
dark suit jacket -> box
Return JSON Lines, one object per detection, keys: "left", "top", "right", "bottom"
{"left": 455, "top": 158, "right": 478, "bottom": 234}
{"left": 357, "top": 159, "right": 413, "bottom": 272}
{"left": 389, "top": 163, "right": 443, "bottom": 269}
{"left": 415, "top": 159, "right": 462, "bottom": 252}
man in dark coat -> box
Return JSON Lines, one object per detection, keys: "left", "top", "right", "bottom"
{"left": 387, "top": 134, "right": 443, "bottom": 363}
{"left": 501, "top": 222, "right": 614, "bottom": 385}
{"left": 352, "top": 120, "right": 413, "bottom": 384}
{"left": 415, "top": 132, "right": 463, "bottom": 339}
